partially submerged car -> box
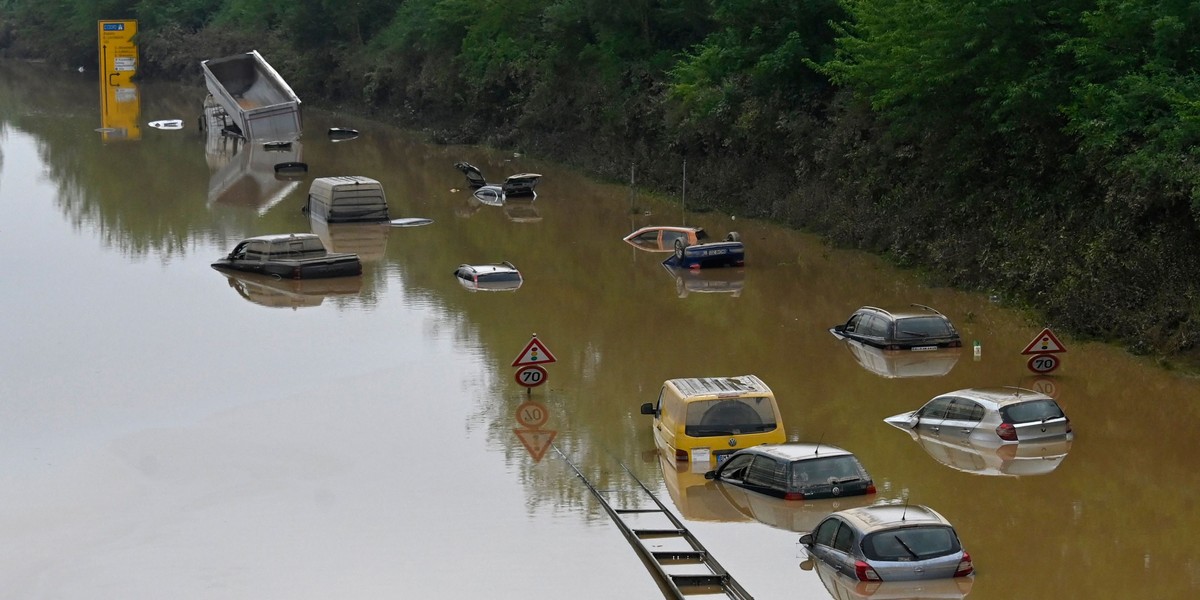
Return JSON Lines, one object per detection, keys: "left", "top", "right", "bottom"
{"left": 454, "top": 161, "right": 541, "bottom": 197}
{"left": 453, "top": 262, "right": 523, "bottom": 292}
{"left": 884, "top": 386, "right": 1073, "bottom": 447}
{"left": 831, "top": 305, "right": 961, "bottom": 351}
{"left": 800, "top": 504, "right": 974, "bottom": 582}
{"left": 705, "top": 443, "right": 876, "bottom": 500}
{"left": 212, "top": 233, "right": 362, "bottom": 280}
{"left": 662, "top": 232, "right": 745, "bottom": 269}
{"left": 304, "top": 176, "right": 389, "bottom": 224}
{"left": 640, "top": 375, "right": 786, "bottom": 466}
{"left": 805, "top": 551, "right": 974, "bottom": 599}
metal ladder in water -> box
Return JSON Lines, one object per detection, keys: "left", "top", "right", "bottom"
{"left": 555, "top": 447, "right": 754, "bottom": 599}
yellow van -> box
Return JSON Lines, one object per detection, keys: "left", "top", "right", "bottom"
{"left": 640, "top": 375, "right": 786, "bottom": 467}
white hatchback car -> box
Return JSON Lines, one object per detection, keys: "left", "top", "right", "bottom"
{"left": 884, "top": 386, "right": 1072, "bottom": 446}
{"left": 453, "top": 262, "right": 523, "bottom": 292}
{"left": 801, "top": 504, "right": 974, "bottom": 582}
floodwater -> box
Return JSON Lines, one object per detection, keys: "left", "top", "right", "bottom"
{"left": 1, "top": 60, "right": 1198, "bottom": 599}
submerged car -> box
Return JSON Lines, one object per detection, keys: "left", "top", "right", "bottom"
{"left": 806, "top": 551, "right": 974, "bottom": 599}
{"left": 884, "top": 386, "right": 1072, "bottom": 447}
{"left": 663, "top": 232, "right": 745, "bottom": 269}
{"left": 212, "top": 233, "right": 362, "bottom": 280}
{"left": 453, "top": 261, "right": 523, "bottom": 292}
{"left": 800, "top": 504, "right": 974, "bottom": 582}
{"left": 623, "top": 226, "right": 711, "bottom": 252}
{"left": 705, "top": 443, "right": 876, "bottom": 500}
{"left": 454, "top": 161, "right": 540, "bottom": 197}
{"left": 831, "top": 305, "right": 961, "bottom": 351}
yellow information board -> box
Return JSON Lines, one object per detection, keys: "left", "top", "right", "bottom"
{"left": 97, "top": 20, "right": 140, "bottom": 141}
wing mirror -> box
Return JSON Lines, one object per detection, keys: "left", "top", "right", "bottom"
{"left": 640, "top": 402, "right": 657, "bottom": 416}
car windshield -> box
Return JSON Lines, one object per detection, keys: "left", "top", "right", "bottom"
{"left": 683, "top": 397, "right": 777, "bottom": 436}
{"left": 895, "top": 316, "right": 954, "bottom": 339}
{"left": 863, "top": 526, "right": 960, "bottom": 561}
{"left": 791, "top": 456, "right": 865, "bottom": 488}
{"left": 1001, "top": 399, "right": 1065, "bottom": 424}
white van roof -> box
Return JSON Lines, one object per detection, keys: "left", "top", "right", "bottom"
{"left": 668, "top": 375, "right": 771, "bottom": 398}
{"left": 309, "top": 175, "right": 381, "bottom": 193}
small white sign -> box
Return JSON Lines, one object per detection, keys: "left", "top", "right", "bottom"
{"left": 691, "top": 447, "right": 711, "bottom": 464}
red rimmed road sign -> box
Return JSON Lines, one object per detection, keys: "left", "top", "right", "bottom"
{"left": 514, "top": 365, "right": 548, "bottom": 388}
{"left": 512, "top": 334, "right": 557, "bottom": 366}
{"left": 1022, "top": 328, "right": 1067, "bottom": 355}
{"left": 1027, "top": 353, "right": 1060, "bottom": 374}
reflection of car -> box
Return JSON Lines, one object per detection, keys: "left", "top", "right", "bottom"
{"left": 831, "top": 305, "right": 961, "bottom": 351}
{"left": 624, "top": 226, "right": 711, "bottom": 252}
{"left": 898, "top": 428, "right": 1073, "bottom": 477}
{"left": 453, "top": 262, "right": 523, "bottom": 292}
{"left": 504, "top": 198, "right": 542, "bottom": 223}
{"left": 806, "top": 552, "right": 974, "bottom": 599}
{"left": 705, "top": 443, "right": 876, "bottom": 500}
{"left": 800, "top": 504, "right": 974, "bottom": 582}
{"left": 884, "top": 387, "right": 1072, "bottom": 446}
{"left": 662, "top": 263, "right": 744, "bottom": 298}
{"left": 219, "top": 270, "right": 362, "bottom": 309}
{"left": 838, "top": 338, "right": 961, "bottom": 378}
{"left": 640, "top": 375, "right": 786, "bottom": 467}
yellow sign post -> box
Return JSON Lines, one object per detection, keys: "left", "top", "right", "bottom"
{"left": 97, "top": 20, "right": 140, "bottom": 141}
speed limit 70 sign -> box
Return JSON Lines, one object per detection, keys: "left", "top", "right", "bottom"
{"left": 515, "top": 365, "right": 548, "bottom": 387}
{"left": 1027, "top": 353, "right": 1060, "bottom": 374}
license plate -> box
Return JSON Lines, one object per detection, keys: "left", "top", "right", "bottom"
{"left": 911, "top": 346, "right": 936, "bottom": 351}
{"left": 716, "top": 453, "right": 731, "bottom": 465}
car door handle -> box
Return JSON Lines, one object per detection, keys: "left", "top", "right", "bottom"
{"left": 932, "top": 426, "right": 940, "bottom": 433}
{"left": 960, "top": 428, "right": 972, "bottom": 434}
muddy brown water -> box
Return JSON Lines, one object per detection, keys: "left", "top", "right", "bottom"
{"left": 1, "top": 60, "right": 1198, "bottom": 599}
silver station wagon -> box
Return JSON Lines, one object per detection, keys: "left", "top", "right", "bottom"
{"left": 800, "top": 504, "right": 974, "bottom": 582}
{"left": 884, "top": 386, "right": 1072, "bottom": 447}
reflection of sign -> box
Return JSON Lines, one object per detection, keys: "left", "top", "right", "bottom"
{"left": 1027, "top": 353, "right": 1060, "bottom": 374}
{"left": 511, "top": 334, "right": 557, "bottom": 366}
{"left": 515, "top": 365, "right": 548, "bottom": 388}
{"left": 515, "top": 401, "right": 549, "bottom": 428}
{"left": 1021, "top": 328, "right": 1067, "bottom": 355}
{"left": 1027, "top": 377, "right": 1059, "bottom": 398}
{"left": 513, "top": 429, "right": 557, "bottom": 462}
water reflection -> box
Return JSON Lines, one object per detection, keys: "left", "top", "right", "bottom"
{"left": 837, "top": 339, "right": 961, "bottom": 378}
{"left": 890, "top": 427, "right": 1074, "bottom": 477}
{"left": 217, "top": 270, "right": 362, "bottom": 309}
{"left": 504, "top": 198, "right": 542, "bottom": 223}
{"left": 804, "top": 556, "right": 973, "bottom": 600}
{"left": 310, "top": 216, "right": 389, "bottom": 261}
{"left": 206, "top": 126, "right": 304, "bottom": 215}
{"left": 661, "top": 264, "right": 744, "bottom": 298}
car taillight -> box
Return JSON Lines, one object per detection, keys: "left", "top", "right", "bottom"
{"left": 1065, "top": 418, "right": 1072, "bottom": 434}
{"left": 675, "top": 449, "right": 688, "bottom": 462}
{"left": 884, "top": 344, "right": 901, "bottom": 351}
{"left": 783, "top": 491, "right": 806, "bottom": 500}
{"left": 996, "top": 422, "right": 1018, "bottom": 441}
{"left": 865, "top": 483, "right": 877, "bottom": 494}
{"left": 854, "top": 560, "right": 881, "bottom": 582}
{"left": 947, "top": 340, "right": 962, "bottom": 348}
{"left": 954, "top": 551, "right": 974, "bottom": 577}
{"left": 292, "top": 266, "right": 302, "bottom": 279}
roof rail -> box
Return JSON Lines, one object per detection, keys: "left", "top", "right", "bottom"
{"left": 861, "top": 305, "right": 892, "bottom": 317}
{"left": 910, "top": 303, "right": 943, "bottom": 315}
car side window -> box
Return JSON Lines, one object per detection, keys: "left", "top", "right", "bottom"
{"left": 717, "top": 454, "right": 754, "bottom": 482}
{"left": 946, "top": 399, "right": 984, "bottom": 422}
{"left": 832, "top": 522, "right": 855, "bottom": 553}
{"left": 745, "top": 456, "right": 785, "bottom": 490}
{"left": 863, "top": 315, "right": 888, "bottom": 338}
{"left": 662, "top": 231, "right": 686, "bottom": 246}
{"left": 918, "top": 397, "right": 953, "bottom": 420}
{"left": 814, "top": 518, "right": 840, "bottom": 547}
{"left": 845, "top": 314, "right": 862, "bottom": 333}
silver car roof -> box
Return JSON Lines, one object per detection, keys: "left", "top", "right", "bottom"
{"left": 741, "top": 443, "right": 853, "bottom": 461}
{"left": 935, "top": 386, "right": 1057, "bottom": 410}
{"left": 835, "top": 504, "right": 951, "bottom": 533}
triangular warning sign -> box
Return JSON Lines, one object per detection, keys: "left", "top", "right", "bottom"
{"left": 513, "top": 428, "right": 557, "bottom": 462}
{"left": 1021, "top": 328, "right": 1067, "bottom": 355}
{"left": 511, "top": 335, "right": 557, "bottom": 366}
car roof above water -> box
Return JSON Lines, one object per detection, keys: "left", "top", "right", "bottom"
{"left": 668, "top": 375, "right": 771, "bottom": 398}
{"left": 938, "top": 386, "right": 1055, "bottom": 409}
{"left": 836, "top": 504, "right": 951, "bottom": 532}
{"left": 743, "top": 443, "right": 853, "bottom": 461}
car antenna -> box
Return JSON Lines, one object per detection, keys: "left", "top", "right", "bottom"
{"left": 813, "top": 431, "right": 826, "bottom": 455}
{"left": 901, "top": 496, "right": 910, "bottom": 522}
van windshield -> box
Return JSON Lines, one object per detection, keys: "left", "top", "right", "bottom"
{"left": 684, "top": 397, "right": 777, "bottom": 436}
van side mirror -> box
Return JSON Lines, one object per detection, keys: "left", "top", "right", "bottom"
{"left": 799, "top": 533, "right": 814, "bottom": 546}
{"left": 704, "top": 470, "right": 716, "bottom": 480}
{"left": 640, "top": 402, "right": 656, "bottom": 416}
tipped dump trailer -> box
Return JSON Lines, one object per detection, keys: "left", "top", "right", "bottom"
{"left": 201, "top": 50, "right": 302, "bottom": 141}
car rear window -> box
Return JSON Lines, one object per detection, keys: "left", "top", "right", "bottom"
{"left": 1001, "top": 399, "right": 1065, "bottom": 424}
{"left": 863, "top": 526, "right": 961, "bottom": 561}
{"left": 791, "top": 456, "right": 866, "bottom": 488}
{"left": 477, "top": 271, "right": 521, "bottom": 283}
{"left": 684, "top": 397, "right": 778, "bottom": 436}
{"left": 895, "top": 316, "right": 954, "bottom": 339}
